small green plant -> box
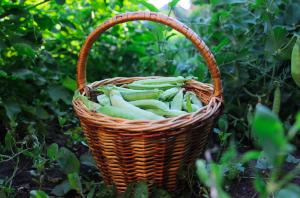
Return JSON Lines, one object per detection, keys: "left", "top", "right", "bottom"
{"left": 196, "top": 104, "right": 300, "bottom": 198}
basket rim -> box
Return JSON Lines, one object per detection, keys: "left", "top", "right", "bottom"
{"left": 73, "top": 77, "right": 223, "bottom": 132}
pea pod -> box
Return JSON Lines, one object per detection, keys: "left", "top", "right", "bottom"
{"left": 132, "top": 76, "right": 185, "bottom": 85}
{"left": 147, "top": 109, "right": 187, "bottom": 117}
{"left": 164, "top": 102, "right": 170, "bottom": 108}
{"left": 110, "top": 90, "right": 164, "bottom": 120}
{"left": 291, "top": 37, "right": 300, "bottom": 88}
{"left": 98, "top": 85, "right": 136, "bottom": 95}
{"left": 97, "top": 94, "right": 111, "bottom": 106}
{"left": 126, "top": 83, "right": 182, "bottom": 90}
{"left": 96, "top": 106, "right": 140, "bottom": 120}
{"left": 75, "top": 94, "right": 102, "bottom": 112}
{"left": 160, "top": 87, "right": 180, "bottom": 101}
{"left": 98, "top": 85, "right": 162, "bottom": 101}
{"left": 129, "top": 99, "right": 169, "bottom": 111}
{"left": 272, "top": 82, "right": 281, "bottom": 115}
{"left": 121, "top": 90, "right": 162, "bottom": 101}
{"left": 170, "top": 89, "right": 184, "bottom": 110}
{"left": 186, "top": 91, "right": 203, "bottom": 108}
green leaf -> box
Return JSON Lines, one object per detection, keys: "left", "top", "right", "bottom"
{"left": 47, "top": 143, "right": 59, "bottom": 161}
{"left": 12, "top": 69, "right": 36, "bottom": 80}
{"left": 80, "top": 152, "right": 97, "bottom": 168}
{"left": 13, "top": 43, "right": 35, "bottom": 58}
{"left": 255, "top": 152, "right": 273, "bottom": 169}
{"left": 275, "top": 184, "right": 300, "bottom": 198}
{"left": 136, "top": 0, "right": 158, "bottom": 12}
{"left": 211, "top": 0, "right": 246, "bottom": 5}
{"left": 252, "top": 104, "right": 287, "bottom": 163}
{"left": 48, "top": 85, "right": 71, "bottom": 104}
{"left": 4, "top": 101, "right": 21, "bottom": 121}
{"left": 151, "top": 188, "right": 171, "bottom": 198}
{"left": 286, "top": 154, "right": 300, "bottom": 164}
{"left": 134, "top": 181, "right": 148, "bottom": 198}
{"left": 57, "top": 147, "right": 80, "bottom": 174}
{"left": 55, "top": 0, "right": 66, "bottom": 5}
{"left": 218, "top": 115, "right": 228, "bottom": 132}
{"left": 196, "top": 160, "right": 210, "bottom": 186}
{"left": 30, "top": 190, "right": 49, "bottom": 198}
{"left": 122, "top": 183, "right": 135, "bottom": 198}
{"left": 34, "top": 14, "right": 55, "bottom": 30}
{"left": 62, "top": 76, "right": 77, "bottom": 91}
{"left": 0, "top": 70, "right": 8, "bottom": 78}
{"left": 240, "top": 151, "right": 261, "bottom": 163}
{"left": 169, "top": 0, "right": 180, "bottom": 9}
{"left": 254, "top": 175, "right": 267, "bottom": 195}
{"left": 51, "top": 180, "right": 71, "bottom": 196}
{"left": 67, "top": 172, "right": 82, "bottom": 194}
{"left": 5, "top": 132, "right": 15, "bottom": 151}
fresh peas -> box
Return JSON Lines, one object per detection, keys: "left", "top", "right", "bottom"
{"left": 74, "top": 76, "right": 206, "bottom": 120}
{"left": 110, "top": 90, "right": 164, "bottom": 120}
{"left": 132, "top": 76, "right": 186, "bottom": 85}
{"left": 170, "top": 89, "right": 184, "bottom": 110}
{"left": 291, "top": 37, "right": 300, "bottom": 88}
{"left": 129, "top": 99, "right": 169, "bottom": 111}
{"left": 160, "top": 87, "right": 180, "bottom": 101}
{"left": 96, "top": 106, "right": 140, "bottom": 120}
{"left": 97, "top": 94, "right": 111, "bottom": 106}
{"left": 126, "top": 83, "right": 182, "bottom": 90}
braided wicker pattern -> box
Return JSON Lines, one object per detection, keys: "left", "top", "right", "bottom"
{"left": 73, "top": 12, "right": 224, "bottom": 192}
{"left": 73, "top": 77, "right": 222, "bottom": 192}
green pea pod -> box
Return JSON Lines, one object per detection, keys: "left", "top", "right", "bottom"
{"left": 129, "top": 99, "right": 169, "bottom": 111}
{"left": 170, "top": 89, "right": 184, "bottom": 110}
{"left": 132, "top": 76, "right": 185, "bottom": 85}
{"left": 97, "top": 85, "right": 135, "bottom": 95}
{"left": 110, "top": 90, "right": 164, "bottom": 120}
{"left": 291, "top": 37, "right": 300, "bottom": 88}
{"left": 272, "top": 83, "right": 281, "bottom": 115}
{"left": 121, "top": 90, "right": 162, "bottom": 101}
{"left": 76, "top": 94, "right": 102, "bottom": 112}
{"left": 186, "top": 91, "right": 203, "bottom": 108}
{"left": 98, "top": 85, "right": 162, "bottom": 101}
{"left": 97, "top": 94, "right": 111, "bottom": 106}
{"left": 160, "top": 87, "right": 180, "bottom": 101}
{"left": 147, "top": 109, "right": 187, "bottom": 117}
{"left": 164, "top": 102, "right": 170, "bottom": 108}
{"left": 96, "top": 106, "right": 140, "bottom": 120}
{"left": 126, "top": 83, "right": 182, "bottom": 90}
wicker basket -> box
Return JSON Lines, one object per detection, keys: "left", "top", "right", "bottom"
{"left": 73, "top": 11, "right": 223, "bottom": 192}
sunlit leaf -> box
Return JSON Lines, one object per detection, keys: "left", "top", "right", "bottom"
{"left": 62, "top": 76, "right": 77, "bottom": 91}
{"left": 67, "top": 172, "right": 82, "bottom": 194}
{"left": 47, "top": 143, "right": 59, "bottom": 161}
{"left": 252, "top": 104, "right": 288, "bottom": 163}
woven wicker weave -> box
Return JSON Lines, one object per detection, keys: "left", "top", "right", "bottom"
{"left": 73, "top": 12, "right": 223, "bottom": 192}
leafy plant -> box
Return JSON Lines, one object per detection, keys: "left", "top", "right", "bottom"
{"left": 196, "top": 105, "right": 300, "bottom": 198}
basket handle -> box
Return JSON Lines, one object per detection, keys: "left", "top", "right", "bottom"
{"left": 77, "top": 11, "right": 223, "bottom": 97}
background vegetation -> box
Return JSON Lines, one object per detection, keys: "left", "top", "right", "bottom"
{"left": 0, "top": 0, "right": 299, "bottom": 197}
